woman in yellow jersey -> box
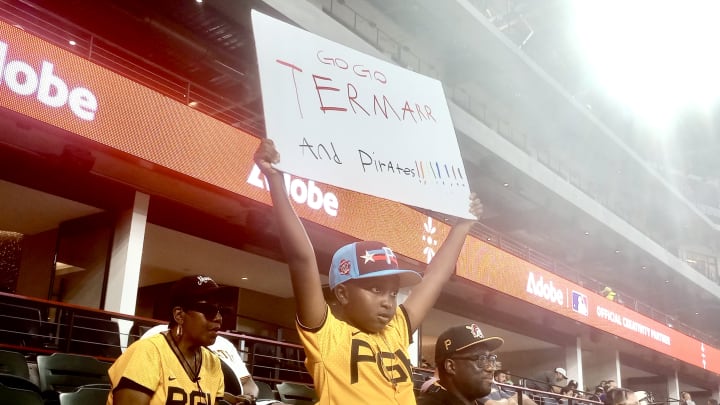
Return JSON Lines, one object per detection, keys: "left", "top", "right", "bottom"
{"left": 107, "top": 275, "right": 227, "bottom": 405}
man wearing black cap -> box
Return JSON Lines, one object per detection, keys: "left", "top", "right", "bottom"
{"left": 418, "top": 323, "right": 503, "bottom": 405}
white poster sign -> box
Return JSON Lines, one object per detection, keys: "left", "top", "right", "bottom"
{"left": 252, "top": 11, "right": 472, "bottom": 219}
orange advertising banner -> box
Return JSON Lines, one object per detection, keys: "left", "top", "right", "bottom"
{"left": 0, "top": 18, "right": 717, "bottom": 374}
{"left": 457, "top": 238, "right": 718, "bottom": 372}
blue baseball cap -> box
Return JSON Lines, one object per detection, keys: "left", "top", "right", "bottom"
{"left": 329, "top": 241, "right": 422, "bottom": 290}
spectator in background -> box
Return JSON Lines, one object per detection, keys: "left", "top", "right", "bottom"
{"left": 480, "top": 382, "right": 539, "bottom": 405}
{"left": 635, "top": 390, "right": 655, "bottom": 405}
{"left": 493, "top": 369, "right": 516, "bottom": 397}
{"left": 681, "top": 392, "right": 696, "bottom": 405}
{"left": 526, "top": 367, "right": 568, "bottom": 395}
{"left": 599, "top": 380, "right": 618, "bottom": 402}
{"left": 600, "top": 287, "right": 617, "bottom": 301}
{"left": 562, "top": 380, "right": 578, "bottom": 394}
{"left": 706, "top": 398, "right": 718, "bottom": 405}
{"left": 420, "top": 370, "right": 440, "bottom": 393}
{"left": 588, "top": 386, "right": 605, "bottom": 402}
{"left": 495, "top": 369, "right": 513, "bottom": 385}
{"left": 559, "top": 380, "right": 579, "bottom": 405}
{"left": 604, "top": 388, "right": 639, "bottom": 405}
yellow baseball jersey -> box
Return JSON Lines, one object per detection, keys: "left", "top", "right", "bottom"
{"left": 107, "top": 333, "right": 224, "bottom": 405}
{"left": 298, "top": 305, "right": 415, "bottom": 405}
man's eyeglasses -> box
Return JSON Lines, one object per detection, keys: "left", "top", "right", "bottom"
{"left": 451, "top": 353, "right": 498, "bottom": 368}
{"left": 185, "top": 302, "right": 226, "bottom": 320}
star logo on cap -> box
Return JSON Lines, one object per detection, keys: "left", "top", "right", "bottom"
{"left": 360, "top": 251, "right": 376, "bottom": 263}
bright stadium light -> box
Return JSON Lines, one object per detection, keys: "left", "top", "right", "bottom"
{"left": 572, "top": 0, "right": 720, "bottom": 126}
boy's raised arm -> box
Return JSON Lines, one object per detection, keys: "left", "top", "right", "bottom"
{"left": 403, "top": 195, "right": 483, "bottom": 332}
{"left": 254, "top": 139, "right": 327, "bottom": 328}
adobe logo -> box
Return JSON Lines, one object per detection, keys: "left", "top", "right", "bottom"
{"left": 526, "top": 272, "right": 564, "bottom": 306}
{"left": 0, "top": 41, "right": 98, "bottom": 120}
{"left": 247, "top": 164, "right": 339, "bottom": 217}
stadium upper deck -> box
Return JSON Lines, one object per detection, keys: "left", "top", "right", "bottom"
{"left": 0, "top": 0, "right": 717, "bottom": 398}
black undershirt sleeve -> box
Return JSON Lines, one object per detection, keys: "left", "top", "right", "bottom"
{"left": 399, "top": 304, "right": 414, "bottom": 344}
{"left": 113, "top": 376, "right": 155, "bottom": 397}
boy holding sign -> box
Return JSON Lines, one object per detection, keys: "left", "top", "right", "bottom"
{"left": 254, "top": 139, "right": 482, "bottom": 404}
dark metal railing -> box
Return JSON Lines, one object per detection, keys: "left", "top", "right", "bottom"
{"left": 0, "top": 292, "right": 314, "bottom": 384}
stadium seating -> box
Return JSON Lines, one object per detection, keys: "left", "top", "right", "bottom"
{"left": 59, "top": 386, "right": 110, "bottom": 405}
{"left": 276, "top": 381, "right": 318, "bottom": 404}
{"left": 0, "top": 382, "right": 44, "bottom": 405}
{"left": 256, "top": 380, "right": 277, "bottom": 401}
{"left": 0, "top": 373, "right": 41, "bottom": 394}
{"left": 37, "top": 353, "right": 111, "bottom": 393}
{"left": 0, "top": 349, "right": 31, "bottom": 379}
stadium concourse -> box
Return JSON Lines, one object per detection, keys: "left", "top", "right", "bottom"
{"left": 0, "top": 0, "right": 718, "bottom": 404}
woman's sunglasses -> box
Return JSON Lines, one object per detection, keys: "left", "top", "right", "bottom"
{"left": 184, "top": 302, "right": 229, "bottom": 320}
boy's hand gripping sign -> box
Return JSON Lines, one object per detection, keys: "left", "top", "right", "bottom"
{"left": 252, "top": 11, "right": 473, "bottom": 219}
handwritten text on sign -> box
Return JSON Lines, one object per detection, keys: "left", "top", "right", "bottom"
{"left": 251, "top": 11, "right": 472, "bottom": 219}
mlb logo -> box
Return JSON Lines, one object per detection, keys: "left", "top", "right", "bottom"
{"left": 572, "top": 291, "right": 589, "bottom": 316}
